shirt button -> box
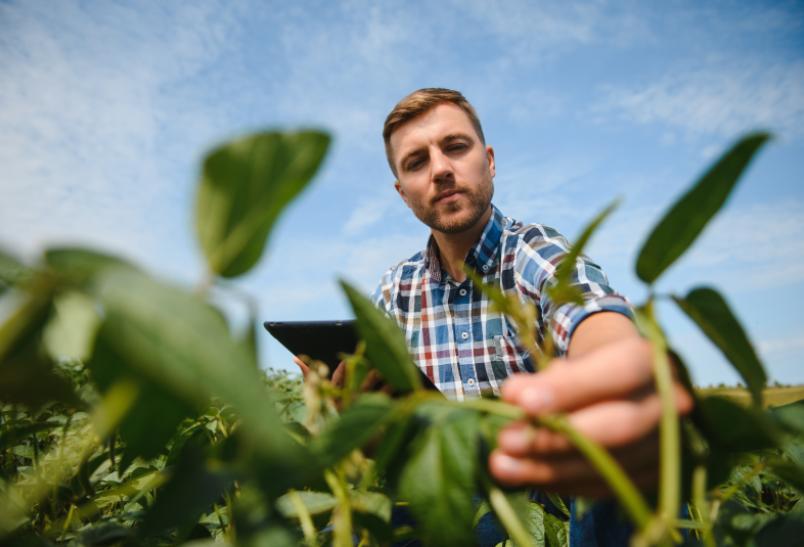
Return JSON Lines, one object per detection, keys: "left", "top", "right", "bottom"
{"left": 460, "top": 331, "right": 469, "bottom": 340}
{"left": 458, "top": 288, "right": 467, "bottom": 296}
{"left": 467, "top": 378, "right": 476, "bottom": 386}
{"left": 481, "top": 264, "right": 490, "bottom": 272}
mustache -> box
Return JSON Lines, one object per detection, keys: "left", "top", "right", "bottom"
{"left": 432, "top": 187, "right": 462, "bottom": 204}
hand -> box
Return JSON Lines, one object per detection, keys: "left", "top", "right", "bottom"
{"left": 292, "top": 356, "right": 393, "bottom": 395}
{"left": 488, "top": 336, "right": 694, "bottom": 497}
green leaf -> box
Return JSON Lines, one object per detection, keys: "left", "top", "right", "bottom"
{"left": 93, "top": 267, "right": 315, "bottom": 493}
{"left": 0, "top": 293, "right": 81, "bottom": 408}
{"left": 636, "top": 132, "right": 771, "bottom": 284}
{"left": 89, "top": 332, "right": 197, "bottom": 469}
{"left": 276, "top": 490, "right": 337, "bottom": 517}
{"left": 311, "top": 393, "right": 393, "bottom": 467}
{"left": 44, "top": 247, "right": 136, "bottom": 287}
{"left": 139, "top": 436, "right": 232, "bottom": 539}
{"left": 195, "top": 130, "right": 331, "bottom": 278}
{"left": 340, "top": 280, "right": 421, "bottom": 392}
{"left": 43, "top": 291, "right": 101, "bottom": 362}
{"left": 547, "top": 199, "right": 619, "bottom": 306}
{"left": 398, "top": 410, "right": 480, "bottom": 546}
{"left": 673, "top": 287, "right": 766, "bottom": 406}
{"left": 697, "top": 396, "right": 780, "bottom": 452}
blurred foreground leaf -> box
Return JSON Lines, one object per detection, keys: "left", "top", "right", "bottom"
{"left": 196, "top": 130, "right": 330, "bottom": 278}
{"left": 0, "top": 248, "right": 30, "bottom": 293}
{"left": 340, "top": 280, "right": 421, "bottom": 392}
{"left": 0, "top": 293, "right": 80, "bottom": 408}
{"left": 674, "top": 287, "right": 766, "bottom": 406}
{"left": 94, "top": 267, "right": 315, "bottom": 491}
{"left": 636, "top": 132, "right": 770, "bottom": 284}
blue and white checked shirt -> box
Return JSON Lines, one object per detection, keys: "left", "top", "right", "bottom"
{"left": 372, "top": 205, "right": 632, "bottom": 401}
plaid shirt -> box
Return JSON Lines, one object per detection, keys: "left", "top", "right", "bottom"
{"left": 372, "top": 205, "right": 632, "bottom": 401}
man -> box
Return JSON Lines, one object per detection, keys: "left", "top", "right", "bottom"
{"left": 372, "top": 88, "right": 692, "bottom": 498}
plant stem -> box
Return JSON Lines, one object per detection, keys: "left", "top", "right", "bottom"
{"left": 541, "top": 415, "right": 653, "bottom": 530}
{"left": 287, "top": 489, "right": 319, "bottom": 547}
{"left": 486, "top": 482, "right": 536, "bottom": 547}
{"left": 325, "top": 469, "right": 353, "bottom": 547}
{"left": 691, "top": 464, "right": 715, "bottom": 547}
{"left": 457, "top": 398, "right": 653, "bottom": 531}
{"left": 638, "top": 303, "right": 680, "bottom": 535}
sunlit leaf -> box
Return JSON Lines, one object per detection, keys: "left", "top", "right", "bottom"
{"left": 340, "top": 280, "right": 421, "bottom": 392}
{"left": 674, "top": 287, "right": 766, "bottom": 406}
{"left": 43, "top": 291, "right": 101, "bottom": 362}
{"left": 0, "top": 293, "right": 81, "bottom": 408}
{"left": 45, "top": 247, "right": 136, "bottom": 287}
{"left": 196, "top": 130, "right": 331, "bottom": 278}
{"left": 636, "top": 132, "right": 771, "bottom": 284}
{"left": 398, "top": 410, "right": 480, "bottom": 546}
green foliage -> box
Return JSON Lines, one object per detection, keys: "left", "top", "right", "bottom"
{"left": 674, "top": 287, "right": 767, "bottom": 406}
{"left": 195, "top": 130, "right": 331, "bottom": 278}
{"left": 0, "top": 126, "right": 798, "bottom": 547}
{"left": 340, "top": 280, "right": 422, "bottom": 392}
{"left": 636, "top": 132, "right": 770, "bottom": 284}
{"left": 398, "top": 410, "right": 480, "bottom": 546}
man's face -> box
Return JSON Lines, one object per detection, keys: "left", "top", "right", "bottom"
{"left": 390, "top": 103, "right": 495, "bottom": 235}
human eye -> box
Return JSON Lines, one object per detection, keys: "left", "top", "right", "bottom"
{"left": 445, "top": 141, "right": 468, "bottom": 153}
{"left": 404, "top": 155, "right": 426, "bottom": 172}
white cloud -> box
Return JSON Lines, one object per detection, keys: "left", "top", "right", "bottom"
{"left": 0, "top": 1, "right": 240, "bottom": 270}
{"left": 342, "top": 194, "right": 399, "bottom": 236}
{"left": 599, "top": 60, "right": 804, "bottom": 140}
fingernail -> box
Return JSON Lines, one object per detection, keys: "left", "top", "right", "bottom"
{"left": 492, "top": 452, "right": 522, "bottom": 474}
{"left": 520, "top": 386, "right": 553, "bottom": 414}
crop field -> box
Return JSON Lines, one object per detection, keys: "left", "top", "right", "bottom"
{"left": 697, "top": 385, "right": 804, "bottom": 408}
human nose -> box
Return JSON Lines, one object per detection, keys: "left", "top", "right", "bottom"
{"left": 430, "top": 149, "right": 453, "bottom": 184}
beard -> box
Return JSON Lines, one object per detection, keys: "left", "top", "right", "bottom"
{"left": 416, "top": 179, "right": 494, "bottom": 234}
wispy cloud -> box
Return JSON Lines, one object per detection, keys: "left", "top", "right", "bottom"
{"left": 598, "top": 60, "right": 804, "bottom": 140}
{"left": 0, "top": 1, "right": 240, "bottom": 273}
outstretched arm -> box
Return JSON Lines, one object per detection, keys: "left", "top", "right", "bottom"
{"left": 489, "top": 312, "right": 693, "bottom": 496}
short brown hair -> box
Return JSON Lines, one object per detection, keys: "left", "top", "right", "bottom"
{"left": 383, "top": 88, "right": 485, "bottom": 175}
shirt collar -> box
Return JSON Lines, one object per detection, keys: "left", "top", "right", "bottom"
{"left": 425, "top": 204, "right": 505, "bottom": 282}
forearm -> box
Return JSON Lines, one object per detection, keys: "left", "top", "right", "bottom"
{"left": 567, "top": 311, "right": 640, "bottom": 360}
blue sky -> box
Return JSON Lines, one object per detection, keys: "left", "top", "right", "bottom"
{"left": 1, "top": 1, "right": 803, "bottom": 386}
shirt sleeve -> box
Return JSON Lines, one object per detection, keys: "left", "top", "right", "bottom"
{"left": 515, "top": 226, "right": 633, "bottom": 356}
{"left": 371, "top": 267, "right": 394, "bottom": 314}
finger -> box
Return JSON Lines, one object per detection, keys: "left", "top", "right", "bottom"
{"left": 494, "top": 462, "right": 659, "bottom": 498}
{"left": 490, "top": 433, "right": 658, "bottom": 492}
{"left": 501, "top": 337, "right": 655, "bottom": 415}
{"left": 331, "top": 361, "right": 346, "bottom": 387}
{"left": 497, "top": 383, "right": 690, "bottom": 455}
{"left": 360, "top": 369, "right": 384, "bottom": 392}
{"left": 292, "top": 356, "right": 311, "bottom": 379}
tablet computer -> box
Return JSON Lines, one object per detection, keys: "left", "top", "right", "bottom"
{"left": 264, "top": 320, "right": 359, "bottom": 369}
{"left": 263, "top": 319, "right": 439, "bottom": 391}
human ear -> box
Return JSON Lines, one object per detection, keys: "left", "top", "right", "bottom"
{"left": 394, "top": 180, "right": 410, "bottom": 207}
{"left": 486, "top": 146, "right": 496, "bottom": 178}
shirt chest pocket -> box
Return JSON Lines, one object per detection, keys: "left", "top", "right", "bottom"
{"left": 488, "top": 321, "right": 534, "bottom": 378}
